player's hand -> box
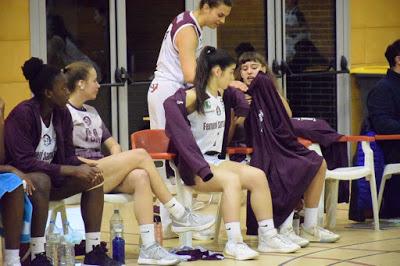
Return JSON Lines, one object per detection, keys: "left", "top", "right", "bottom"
{"left": 13, "top": 169, "right": 36, "bottom": 196}
{"left": 229, "top": 80, "right": 248, "bottom": 92}
{"left": 74, "top": 164, "right": 103, "bottom": 184}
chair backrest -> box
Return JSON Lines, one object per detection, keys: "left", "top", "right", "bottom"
{"left": 131, "top": 129, "right": 170, "bottom": 153}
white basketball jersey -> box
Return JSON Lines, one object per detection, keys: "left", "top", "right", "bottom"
{"left": 188, "top": 91, "right": 225, "bottom": 154}
{"left": 154, "top": 11, "right": 203, "bottom": 85}
{"left": 35, "top": 115, "right": 57, "bottom": 163}
{"left": 67, "top": 103, "right": 104, "bottom": 150}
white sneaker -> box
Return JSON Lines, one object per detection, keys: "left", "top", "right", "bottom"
{"left": 258, "top": 228, "right": 300, "bottom": 253}
{"left": 193, "top": 226, "right": 215, "bottom": 241}
{"left": 280, "top": 226, "right": 309, "bottom": 247}
{"left": 171, "top": 208, "right": 215, "bottom": 233}
{"left": 300, "top": 224, "right": 340, "bottom": 243}
{"left": 223, "top": 241, "right": 259, "bottom": 260}
{"left": 138, "top": 242, "right": 181, "bottom": 265}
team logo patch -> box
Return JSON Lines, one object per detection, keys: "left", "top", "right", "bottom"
{"left": 83, "top": 116, "right": 92, "bottom": 126}
{"left": 43, "top": 134, "right": 52, "bottom": 146}
{"left": 204, "top": 100, "right": 212, "bottom": 110}
{"left": 150, "top": 83, "right": 159, "bottom": 93}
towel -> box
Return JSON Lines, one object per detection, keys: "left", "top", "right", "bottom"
{"left": 0, "top": 173, "right": 32, "bottom": 243}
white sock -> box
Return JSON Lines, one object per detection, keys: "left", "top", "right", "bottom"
{"left": 140, "top": 224, "right": 156, "bottom": 247}
{"left": 85, "top": 232, "right": 101, "bottom": 253}
{"left": 279, "top": 211, "right": 294, "bottom": 231}
{"left": 4, "top": 249, "right": 20, "bottom": 265}
{"left": 304, "top": 207, "right": 318, "bottom": 229}
{"left": 225, "top": 222, "right": 243, "bottom": 243}
{"left": 30, "top": 236, "right": 46, "bottom": 260}
{"left": 258, "top": 219, "right": 275, "bottom": 234}
{"left": 164, "top": 197, "right": 185, "bottom": 219}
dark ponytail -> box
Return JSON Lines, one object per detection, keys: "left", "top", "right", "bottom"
{"left": 194, "top": 46, "right": 235, "bottom": 114}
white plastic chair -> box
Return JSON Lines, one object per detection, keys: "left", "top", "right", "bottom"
{"left": 324, "top": 135, "right": 379, "bottom": 230}
{"left": 374, "top": 134, "right": 400, "bottom": 211}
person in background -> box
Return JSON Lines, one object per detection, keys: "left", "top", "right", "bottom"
{"left": 367, "top": 39, "right": 400, "bottom": 218}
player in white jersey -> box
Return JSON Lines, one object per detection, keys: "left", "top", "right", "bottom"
{"left": 164, "top": 46, "right": 301, "bottom": 260}
{"left": 64, "top": 62, "right": 215, "bottom": 266}
{"left": 148, "top": 0, "right": 233, "bottom": 129}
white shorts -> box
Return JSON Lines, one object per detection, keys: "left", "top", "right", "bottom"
{"left": 203, "top": 154, "right": 226, "bottom": 166}
{"left": 147, "top": 79, "right": 183, "bottom": 129}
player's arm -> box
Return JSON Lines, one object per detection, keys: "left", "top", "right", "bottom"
{"left": 175, "top": 26, "right": 199, "bottom": 84}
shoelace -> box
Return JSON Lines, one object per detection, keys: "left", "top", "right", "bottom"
{"left": 235, "top": 242, "right": 252, "bottom": 252}
{"left": 148, "top": 244, "right": 173, "bottom": 259}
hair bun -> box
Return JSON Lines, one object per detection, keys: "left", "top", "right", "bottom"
{"left": 21, "top": 57, "right": 44, "bottom": 81}
{"left": 205, "top": 46, "right": 216, "bottom": 55}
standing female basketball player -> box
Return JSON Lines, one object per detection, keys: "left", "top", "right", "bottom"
{"left": 148, "top": 0, "right": 239, "bottom": 238}
{"left": 163, "top": 46, "right": 301, "bottom": 260}
{"left": 148, "top": 0, "right": 238, "bottom": 129}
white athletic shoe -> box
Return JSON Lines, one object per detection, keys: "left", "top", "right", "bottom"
{"left": 280, "top": 226, "right": 309, "bottom": 247}
{"left": 300, "top": 224, "right": 340, "bottom": 243}
{"left": 258, "top": 228, "right": 300, "bottom": 253}
{"left": 138, "top": 243, "right": 181, "bottom": 265}
{"left": 223, "top": 241, "right": 259, "bottom": 260}
{"left": 171, "top": 208, "right": 215, "bottom": 233}
{"left": 193, "top": 226, "right": 215, "bottom": 241}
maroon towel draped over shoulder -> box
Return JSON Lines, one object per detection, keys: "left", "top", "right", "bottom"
{"left": 245, "top": 72, "right": 323, "bottom": 232}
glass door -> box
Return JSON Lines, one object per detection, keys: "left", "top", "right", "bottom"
{"left": 274, "top": 0, "right": 350, "bottom": 132}
{"left": 46, "top": 0, "right": 115, "bottom": 133}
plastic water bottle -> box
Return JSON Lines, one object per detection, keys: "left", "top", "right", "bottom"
{"left": 110, "top": 209, "right": 125, "bottom": 264}
{"left": 45, "top": 220, "right": 61, "bottom": 264}
{"left": 58, "top": 236, "right": 75, "bottom": 266}
{"left": 154, "top": 215, "right": 163, "bottom": 245}
{"left": 293, "top": 212, "right": 300, "bottom": 235}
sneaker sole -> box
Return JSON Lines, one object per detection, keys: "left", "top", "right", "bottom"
{"left": 300, "top": 235, "right": 340, "bottom": 243}
{"left": 258, "top": 245, "right": 300, "bottom": 253}
{"left": 171, "top": 219, "right": 215, "bottom": 233}
{"left": 223, "top": 249, "right": 259, "bottom": 261}
{"left": 137, "top": 258, "right": 180, "bottom": 265}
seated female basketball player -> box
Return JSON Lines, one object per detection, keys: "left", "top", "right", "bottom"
{"left": 163, "top": 46, "right": 302, "bottom": 261}
{"left": 237, "top": 51, "right": 340, "bottom": 245}
{"left": 63, "top": 61, "right": 216, "bottom": 265}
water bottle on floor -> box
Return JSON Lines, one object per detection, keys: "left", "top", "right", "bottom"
{"left": 45, "top": 220, "right": 61, "bottom": 264}
{"left": 58, "top": 235, "right": 75, "bottom": 266}
{"left": 110, "top": 209, "right": 125, "bottom": 264}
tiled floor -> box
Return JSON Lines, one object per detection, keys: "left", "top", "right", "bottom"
{"left": 3, "top": 197, "right": 400, "bottom": 265}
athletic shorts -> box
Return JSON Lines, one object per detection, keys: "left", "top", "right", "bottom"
{"left": 203, "top": 154, "right": 226, "bottom": 166}
{"left": 147, "top": 79, "right": 183, "bottom": 129}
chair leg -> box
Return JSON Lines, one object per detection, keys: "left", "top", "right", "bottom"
{"left": 378, "top": 174, "right": 389, "bottom": 211}
{"left": 60, "top": 204, "right": 69, "bottom": 235}
{"left": 175, "top": 178, "right": 193, "bottom": 247}
{"left": 325, "top": 179, "right": 339, "bottom": 229}
{"left": 369, "top": 175, "right": 380, "bottom": 231}
{"left": 213, "top": 193, "right": 223, "bottom": 244}
{"left": 317, "top": 179, "right": 325, "bottom": 226}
